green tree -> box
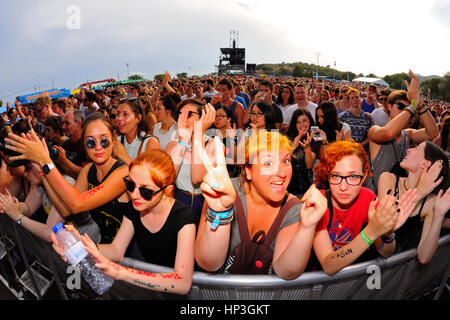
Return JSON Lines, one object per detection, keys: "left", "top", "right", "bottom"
{"left": 154, "top": 74, "right": 165, "bottom": 81}
{"left": 176, "top": 72, "right": 188, "bottom": 79}
{"left": 421, "top": 78, "right": 441, "bottom": 99}
{"left": 383, "top": 72, "right": 411, "bottom": 89}
{"left": 129, "top": 74, "right": 144, "bottom": 80}
{"left": 438, "top": 72, "right": 450, "bottom": 101}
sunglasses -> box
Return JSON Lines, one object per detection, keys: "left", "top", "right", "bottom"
{"left": 85, "top": 137, "right": 111, "bottom": 149}
{"left": 378, "top": 97, "right": 387, "bottom": 102}
{"left": 176, "top": 110, "right": 200, "bottom": 118}
{"left": 122, "top": 176, "right": 169, "bottom": 201}
{"left": 395, "top": 102, "right": 408, "bottom": 110}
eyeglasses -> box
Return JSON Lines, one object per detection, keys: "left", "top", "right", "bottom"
{"left": 120, "top": 97, "right": 138, "bottom": 103}
{"left": 215, "top": 114, "right": 228, "bottom": 119}
{"left": 122, "top": 176, "right": 169, "bottom": 201}
{"left": 176, "top": 110, "right": 200, "bottom": 118}
{"left": 378, "top": 97, "right": 387, "bottom": 102}
{"left": 329, "top": 174, "right": 364, "bottom": 186}
{"left": 250, "top": 112, "right": 264, "bottom": 118}
{"left": 85, "top": 137, "right": 111, "bottom": 149}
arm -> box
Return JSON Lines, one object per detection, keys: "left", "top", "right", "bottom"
{"left": 54, "top": 145, "right": 84, "bottom": 179}
{"left": 417, "top": 189, "right": 450, "bottom": 264}
{"left": 235, "top": 102, "right": 245, "bottom": 130}
{"left": 272, "top": 185, "right": 327, "bottom": 280}
{"left": 98, "top": 216, "right": 135, "bottom": 261}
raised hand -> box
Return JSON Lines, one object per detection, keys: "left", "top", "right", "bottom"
{"left": 199, "top": 103, "right": 216, "bottom": 134}
{"left": 5, "top": 127, "right": 51, "bottom": 166}
{"left": 404, "top": 70, "right": 420, "bottom": 103}
{"left": 0, "top": 188, "right": 20, "bottom": 219}
{"left": 415, "top": 160, "right": 444, "bottom": 198}
{"left": 177, "top": 108, "right": 193, "bottom": 144}
{"left": 299, "top": 184, "right": 327, "bottom": 229}
{"left": 335, "top": 128, "right": 345, "bottom": 141}
{"left": 433, "top": 188, "right": 450, "bottom": 218}
{"left": 196, "top": 136, "right": 236, "bottom": 212}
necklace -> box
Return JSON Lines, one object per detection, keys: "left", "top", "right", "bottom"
{"left": 403, "top": 179, "right": 409, "bottom": 191}
{"left": 160, "top": 120, "right": 175, "bottom": 131}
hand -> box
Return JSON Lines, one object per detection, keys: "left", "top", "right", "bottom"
{"left": 317, "top": 129, "right": 327, "bottom": 144}
{"left": 404, "top": 70, "right": 420, "bottom": 103}
{"left": 299, "top": 184, "right": 327, "bottom": 229}
{"left": 5, "top": 128, "right": 51, "bottom": 166}
{"left": 51, "top": 224, "right": 85, "bottom": 265}
{"left": 415, "top": 160, "right": 444, "bottom": 198}
{"left": 335, "top": 128, "right": 344, "bottom": 141}
{"left": 163, "top": 70, "right": 171, "bottom": 88}
{"left": 177, "top": 108, "right": 193, "bottom": 143}
{"left": 433, "top": 188, "right": 450, "bottom": 218}
{"left": 197, "top": 136, "right": 236, "bottom": 212}
{"left": 298, "top": 131, "right": 313, "bottom": 150}
{"left": 0, "top": 188, "right": 20, "bottom": 220}
{"left": 393, "top": 188, "right": 417, "bottom": 231}
{"left": 198, "top": 103, "right": 216, "bottom": 134}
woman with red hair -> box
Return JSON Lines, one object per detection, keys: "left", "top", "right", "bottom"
{"left": 51, "top": 149, "right": 197, "bottom": 295}
{"left": 310, "top": 140, "right": 417, "bottom": 275}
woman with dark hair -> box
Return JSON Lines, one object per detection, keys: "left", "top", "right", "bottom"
{"left": 285, "top": 108, "right": 320, "bottom": 197}
{"left": 115, "top": 97, "right": 160, "bottom": 165}
{"left": 315, "top": 101, "right": 351, "bottom": 156}
{"left": 153, "top": 92, "right": 180, "bottom": 151}
{"left": 378, "top": 140, "right": 450, "bottom": 263}
{"left": 275, "top": 86, "right": 296, "bottom": 126}
{"left": 247, "top": 101, "right": 276, "bottom": 132}
{"left": 432, "top": 115, "right": 450, "bottom": 158}
{"left": 4, "top": 112, "right": 130, "bottom": 244}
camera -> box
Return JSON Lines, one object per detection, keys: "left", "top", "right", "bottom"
{"left": 45, "top": 139, "right": 60, "bottom": 161}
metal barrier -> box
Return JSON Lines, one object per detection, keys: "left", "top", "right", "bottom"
{"left": 0, "top": 215, "right": 449, "bottom": 300}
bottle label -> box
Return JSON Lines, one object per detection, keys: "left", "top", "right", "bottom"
{"left": 65, "top": 241, "right": 88, "bottom": 266}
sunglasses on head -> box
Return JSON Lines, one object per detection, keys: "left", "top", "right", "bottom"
{"left": 122, "top": 176, "right": 169, "bottom": 201}
{"left": 85, "top": 137, "right": 111, "bottom": 149}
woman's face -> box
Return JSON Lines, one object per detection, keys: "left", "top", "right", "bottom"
{"left": 250, "top": 105, "right": 266, "bottom": 129}
{"left": 245, "top": 147, "right": 292, "bottom": 203}
{"left": 23, "top": 163, "right": 42, "bottom": 185}
{"left": 296, "top": 115, "right": 311, "bottom": 135}
{"left": 281, "top": 88, "right": 291, "bottom": 102}
{"left": 400, "top": 141, "right": 427, "bottom": 172}
{"left": 84, "top": 120, "right": 113, "bottom": 165}
{"left": 329, "top": 155, "right": 366, "bottom": 210}
{"left": 214, "top": 108, "right": 230, "bottom": 129}
{"left": 316, "top": 108, "right": 325, "bottom": 126}
{"left": 154, "top": 100, "right": 168, "bottom": 123}
{"left": 179, "top": 103, "right": 201, "bottom": 130}
{"left": 128, "top": 164, "right": 165, "bottom": 212}
{"left": 116, "top": 103, "right": 141, "bottom": 136}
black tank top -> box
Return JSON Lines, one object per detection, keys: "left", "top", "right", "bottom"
{"left": 394, "top": 175, "right": 427, "bottom": 253}
{"left": 87, "top": 159, "right": 126, "bottom": 243}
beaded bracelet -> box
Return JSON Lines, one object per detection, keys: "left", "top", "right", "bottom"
{"left": 360, "top": 230, "right": 374, "bottom": 246}
{"left": 418, "top": 107, "right": 431, "bottom": 116}
{"left": 206, "top": 207, "right": 234, "bottom": 230}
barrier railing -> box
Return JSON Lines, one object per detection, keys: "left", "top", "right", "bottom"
{"left": 0, "top": 215, "right": 448, "bottom": 300}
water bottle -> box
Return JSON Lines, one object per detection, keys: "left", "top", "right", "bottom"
{"left": 52, "top": 223, "right": 114, "bottom": 295}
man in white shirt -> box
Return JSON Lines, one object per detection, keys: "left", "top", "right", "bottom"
{"left": 181, "top": 81, "right": 196, "bottom": 100}
{"left": 371, "top": 89, "right": 391, "bottom": 127}
{"left": 202, "top": 79, "right": 219, "bottom": 103}
{"left": 283, "top": 84, "right": 318, "bottom": 130}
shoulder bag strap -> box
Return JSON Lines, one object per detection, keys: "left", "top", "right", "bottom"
{"left": 233, "top": 189, "right": 251, "bottom": 243}
{"left": 263, "top": 194, "right": 295, "bottom": 247}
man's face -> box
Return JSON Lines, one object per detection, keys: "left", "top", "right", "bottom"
{"left": 348, "top": 92, "right": 361, "bottom": 109}
{"left": 62, "top": 112, "right": 79, "bottom": 140}
{"left": 294, "top": 87, "right": 308, "bottom": 103}
{"left": 217, "top": 84, "right": 230, "bottom": 100}
{"left": 35, "top": 103, "right": 49, "bottom": 119}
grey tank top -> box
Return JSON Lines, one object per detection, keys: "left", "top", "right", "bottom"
{"left": 365, "top": 130, "right": 410, "bottom": 192}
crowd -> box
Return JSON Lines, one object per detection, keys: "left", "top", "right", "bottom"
{"left": 0, "top": 69, "right": 449, "bottom": 296}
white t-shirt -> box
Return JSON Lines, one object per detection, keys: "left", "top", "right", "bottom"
{"left": 371, "top": 107, "right": 389, "bottom": 127}
{"left": 153, "top": 122, "right": 178, "bottom": 151}
{"left": 283, "top": 102, "right": 318, "bottom": 125}
{"left": 277, "top": 103, "right": 297, "bottom": 125}
{"left": 117, "top": 131, "right": 153, "bottom": 160}
{"left": 181, "top": 94, "right": 197, "bottom": 101}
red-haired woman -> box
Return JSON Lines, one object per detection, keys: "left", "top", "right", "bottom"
{"left": 310, "top": 140, "right": 417, "bottom": 275}
{"left": 51, "top": 149, "right": 196, "bottom": 295}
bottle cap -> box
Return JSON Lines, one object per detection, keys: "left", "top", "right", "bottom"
{"left": 52, "top": 222, "right": 65, "bottom": 233}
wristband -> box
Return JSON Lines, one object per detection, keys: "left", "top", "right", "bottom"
{"left": 360, "top": 230, "right": 374, "bottom": 246}
{"left": 206, "top": 207, "right": 234, "bottom": 230}
{"left": 404, "top": 107, "right": 415, "bottom": 118}
{"left": 304, "top": 148, "right": 312, "bottom": 154}
{"left": 418, "top": 107, "right": 430, "bottom": 116}
{"left": 177, "top": 140, "right": 192, "bottom": 149}
{"left": 410, "top": 100, "right": 416, "bottom": 111}
{"left": 16, "top": 214, "right": 25, "bottom": 225}
{"left": 381, "top": 233, "right": 395, "bottom": 244}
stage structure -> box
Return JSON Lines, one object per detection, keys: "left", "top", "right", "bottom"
{"left": 217, "top": 31, "right": 246, "bottom": 76}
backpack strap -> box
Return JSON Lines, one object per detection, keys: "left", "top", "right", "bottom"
{"left": 263, "top": 196, "right": 300, "bottom": 247}
{"left": 325, "top": 189, "right": 334, "bottom": 231}
{"left": 234, "top": 190, "right": 251, "bottom": 243}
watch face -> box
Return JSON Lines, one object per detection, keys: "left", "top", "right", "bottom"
{"left": 43, "top": 164, "right": 51, "bottom": 175}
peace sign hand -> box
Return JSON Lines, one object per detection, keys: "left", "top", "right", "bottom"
{"left": 196, "top": 136, "right": 236, "bottom": 212}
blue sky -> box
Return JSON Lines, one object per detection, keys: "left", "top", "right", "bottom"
{"left": 1, "top": 0, "right": 449, "bottom": 109}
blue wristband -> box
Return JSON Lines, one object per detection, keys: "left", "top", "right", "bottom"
{"left": 207, "top": 207, "right": 234, "bottom": 231}
{"left": 177, "top": 140, "right": 192, "bottom": 149}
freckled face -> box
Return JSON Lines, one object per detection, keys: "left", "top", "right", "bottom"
{"left": 116, "top": 103, "right": 141, "bottom": 136}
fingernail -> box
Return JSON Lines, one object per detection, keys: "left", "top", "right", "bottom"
{"left": 395, "top": 201, "right": 399, "bottom": 206}
{"left": 211, "top": 183, "right": 219, "bottom": 190}
{"left": 393, "top": 191, "right": 398, "bottom": 197}
{"left": 387, "top": 189, "right": 392, "bottom": 195}
{"left": 397, "top": 208, "right": 401, "bottom": 213}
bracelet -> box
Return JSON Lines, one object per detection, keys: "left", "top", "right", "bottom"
{"left": 410, "top": 100, "right": 416, "bottom": 111}
{"left": 381, "top": 233, "right": 395, "bottom": 244}
{"left": 177, "top": 140, "right": 192, "bottom": 149}
{"left": 360, "top": 230, "right": 374, "bottom": 246}
{"left": 404, "top": 107, "right": 415, "bottom": 118}
{"left": 304, "top": 148, "right": 312, "bottom": 154}
{"left": 418, "top": 107, "right": 430, "bottom": 116}
{"left": 206, "top": 207, "right": 234, "bottom": 230}
{"left": 16, "top": 214, "right": 25, "bottom": 225}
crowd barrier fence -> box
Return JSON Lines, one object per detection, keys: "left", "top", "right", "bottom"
{"left": 0, "top": 215, "right": 448, "bottom": 300}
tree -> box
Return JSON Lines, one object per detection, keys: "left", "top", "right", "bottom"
{"left": 176, "top": 72, "right": 188, "bottom": 79}
{"left": 129, "top": 74, "right": 144, "bottom": 80}
{"left": 438, "top": 72, "right": 450, "bottom": 101}
{"left": 154, "top": 74, "right": 165, "bottom": 81}
{"left": 383, "top": 72, "right": 411, "bottom": 89}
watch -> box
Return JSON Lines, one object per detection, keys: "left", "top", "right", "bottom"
{"left": 42, "top": 163, "right": 56, "bottom": 175}
{"left": 16, "top": 214, "right": 24, "bottom": 225}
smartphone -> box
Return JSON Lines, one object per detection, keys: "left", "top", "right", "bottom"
{"left": 311, "top": 126, "right": 322, "bottom": 141}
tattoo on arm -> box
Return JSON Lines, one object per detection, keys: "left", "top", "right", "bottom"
{"left": 329, "top": 248, "right": 353, "bottom": 260}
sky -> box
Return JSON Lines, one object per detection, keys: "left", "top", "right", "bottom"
{"left": 0, "top": 0, "right": 449, "bottom": 107}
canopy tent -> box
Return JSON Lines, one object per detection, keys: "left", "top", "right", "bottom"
{"left": 352, "top": 77, "right": 389, "bottom": 87}
{"left": 17, "top": 88, "right": 72, "bottom": 104}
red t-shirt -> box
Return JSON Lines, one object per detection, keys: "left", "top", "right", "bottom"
{"left": 316, "top": 187, "right": 376, "bottom": 251}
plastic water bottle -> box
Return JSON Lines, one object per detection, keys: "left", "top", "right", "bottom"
{"left": 52, "top": 223, "right": 114, "bottom": 295}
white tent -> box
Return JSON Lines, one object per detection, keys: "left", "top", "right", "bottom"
{"left": 352, "top": 77, "right": 389, "bottom": 87}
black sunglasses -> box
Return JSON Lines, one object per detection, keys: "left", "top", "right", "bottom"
{"left": 395, "top": 102, "right": 408, "bottom": 110}
{"left": 85, "top": 137, "right": 111, "bottom": 149}
{"left": 175, "top": 110, "right": 200, "bottom": 119}
{"left": 122, "top": 176, "right": 169, "bottom": 201}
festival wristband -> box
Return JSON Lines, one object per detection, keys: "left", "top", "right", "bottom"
{"left": 206, "top": 207, "right": 234, "bottom": 230}
{"left": 360, "top": 230, "right": 374, "bottom": 246}
{"left": 410, "top": 100, "right": 416, "bottom": 111}
{"left": 177, "top": 140, "right": 192, "bottom": 149}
